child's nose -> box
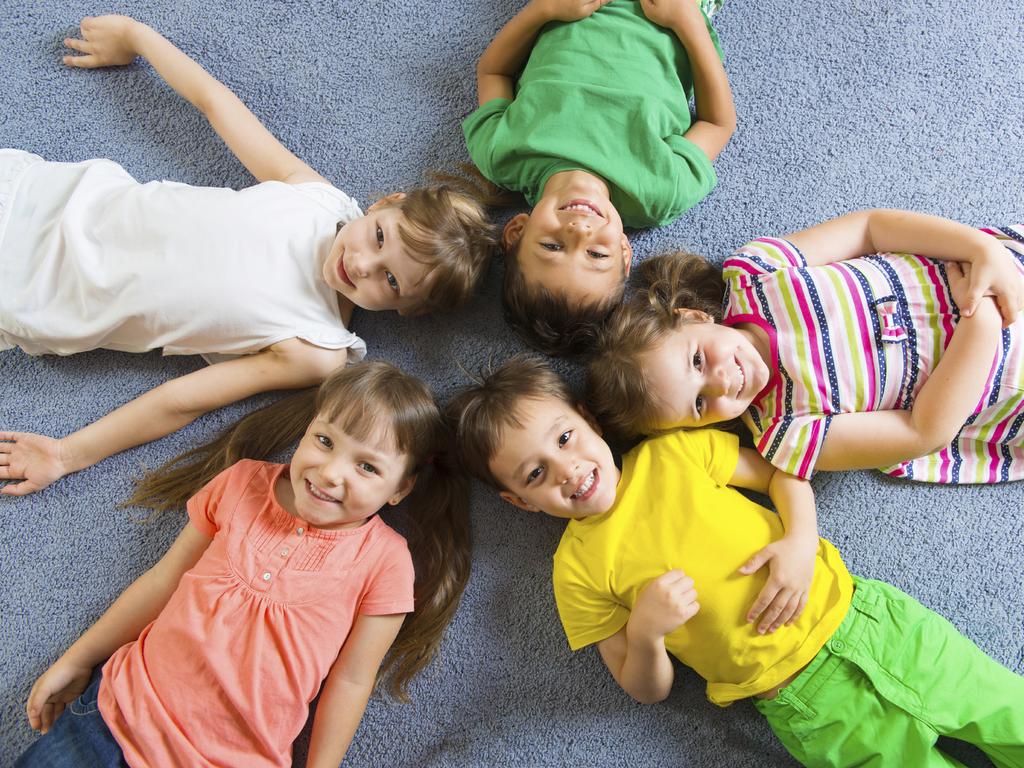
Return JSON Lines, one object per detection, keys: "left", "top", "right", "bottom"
{"left": 320, "top": 461, "right": 347, "bottom": 490}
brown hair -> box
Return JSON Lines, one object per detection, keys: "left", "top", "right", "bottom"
{"left": 128, "top": 361, "right": 470, "bottom": 701}
{"left": 387, "top": 176, "right": 501, "bottom": 315}
{"left": 445, "top": 354, "right": 575, "bottom": 491}
{"left": 586, "top": 251, "right": 726, "bottom": 440}
{"left": 501, "top": 251, "right": 626, "bottom": 357}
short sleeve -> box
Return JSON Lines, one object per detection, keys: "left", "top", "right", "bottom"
{"left": 659, "top": 429, "right": 740, "bottom": 488}
{"left": 185, "top": 461, "right": 258, "bottom": 538}
{"left": 724, "top": 238, "right": 809, "bottom": 283}
{"left": 461, "top": 99, "right": 512, "bottom": 183}
{"left": 359, "top": 538, "right": 415, "bottom": 616}
{"left": 290, "top": 182, "right": 363, "bottom": 224}
{"left": 750, "top": 412, "right": 832, "bottom": 481}
{"left": 663, "top": 135, "right": 718, "bottom": 215}
{"left": 552, "top": 544, "right": 628, "bottom": 651}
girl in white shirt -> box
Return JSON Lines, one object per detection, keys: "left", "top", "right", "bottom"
{"left": 0, "top": 15, "right": 497, "bottom": 495}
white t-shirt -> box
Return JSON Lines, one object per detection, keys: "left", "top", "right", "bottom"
{"left": 0, "top": 150, "right": 366, "bottom": 362}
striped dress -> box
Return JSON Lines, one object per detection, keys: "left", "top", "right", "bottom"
{"left": 722, "top": 227, "right": 1024, "bottom": 483}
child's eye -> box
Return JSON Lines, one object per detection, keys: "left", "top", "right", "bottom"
{"left": 376, "top": 225, "right": 384, "bottom": 248}
{"left": 359, "top": 462, "right": 378, "bottom": 474}
{"left": 558, "top": 430, "right": 572, "bottom": 447}
{"left": 695, "top": 395, "right": 705, "bottom": 415}
{"left": 541, "top": 242, "right": 563, "bottom": 251}
{"left": 385, "top": 271, "right": 400, "bottom": 293}
{"left": 587, "top": 250, "right": 609, "bottom": 259}
{"left": 692, "top": 351, "right": 703, "bottom": 370}
{"left": 316, "top": 434, "right": 333, "bottom": 449}
{"left": 526, "top": 466, "right": 543, "bottom": 485}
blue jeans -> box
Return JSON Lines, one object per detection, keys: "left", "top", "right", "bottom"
{"left": 16, "top": 668, "right": 128, "bottom": 768}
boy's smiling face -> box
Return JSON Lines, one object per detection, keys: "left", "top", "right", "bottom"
{"left": 488, "top": 395, "right": 620, "bottom": 519}
{"left": 503, "top": 170, "right": 632, "bottom": 308}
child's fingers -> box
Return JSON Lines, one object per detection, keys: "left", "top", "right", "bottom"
{"left": 786, "top": 592, "right": 809, "bottom": 625}
{"left": 745, "top": 583, "right": 779, "bottom": 624}
{"left": 63, "top": 37, "right": 92, "bottom": 53}
{"left": 738, "top": 547, "right": 771, "bottom": 575}
{"left": 0, "top": 479, "right": 36, "bottom": 496}
{"left": 63, "top": 54, "right": 99, "bottom": 69}
{"left": 756, "top": 589, "right": 791, "bottom": 634}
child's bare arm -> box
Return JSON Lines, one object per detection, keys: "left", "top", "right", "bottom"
{"left": 476, "top": 0, "right": 610, "bottom": 105}
{"left": 596, "top": 570, "right": 698, "bottom": 703}
{"left": 817, "top": 297, "right": 1003, "bottom": 471}
{"left": 640, "top": 0, "right": 735, "bottom": 161}
{"left": 731, "top": 455, "right": 818, "bottom": 633}
{"left": 306, "top": 613, "right": 406, "bottom": 768}
{"left": 787, "top": 209, "right": 1024, "bottom": 326}
{"left": 0, "top": 341, "right": 345, "bottom": 495}
{"left": 63, "top": 15, "right": 325, "bottom": 186}
{"left": 26, "top": 523, "right": 212, "bottom": 733}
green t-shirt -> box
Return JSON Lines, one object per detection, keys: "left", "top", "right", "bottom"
{"left": 462, "top": 0, "right": 721, "bottom": 228}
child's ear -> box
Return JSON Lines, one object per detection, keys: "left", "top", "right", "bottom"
{"left": 674, "top": 307, "right": 714, "bottom": 324}
{"left": 368, "top": 192, "right": 406, "bottom": 211}
{"left": 621, "top": 235, "right": 634, "bottom": 277}
{"left": 503, "top": 213, "right": 530, "bottom": 250}
{"left": 498, "top": 490, "right": 540, "bottom": 513}
{"left": 387, "top": 474, "right": 417, "bottom": 506}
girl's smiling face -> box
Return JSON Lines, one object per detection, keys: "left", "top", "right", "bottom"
{"left": 278, "top": 413, "right": 415, "bottom": 531}
{"left": 321, "top": 195, "right": 432, "bottom": 315}
{"left": 640, "top": 313, "right": 772, "bottom": 429}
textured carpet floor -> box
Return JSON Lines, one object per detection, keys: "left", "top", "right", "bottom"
{"left": 1, "top": 0, "right": 1022, "bottom": 766}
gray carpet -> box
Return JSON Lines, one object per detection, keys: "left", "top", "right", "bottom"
{"left": 2, "top": 0, "right": 1022, "bottom": 766}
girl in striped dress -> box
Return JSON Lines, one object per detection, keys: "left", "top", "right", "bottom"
{"left": 586, "top": 209, "right": 1024, "bottom": 483}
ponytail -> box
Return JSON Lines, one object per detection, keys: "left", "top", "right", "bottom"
{"left": 380, "top": 448, "right": 471, "bottom": 700}
{"left": 126, "top": 389, "right": 318, "bottom": 512}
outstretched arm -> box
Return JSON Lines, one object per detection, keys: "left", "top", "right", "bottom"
{"left": 786, "top": 209, "right": 1024, "bottom": 326}
{"left": 63, "top": 15, "right": 324, "bottom": 185}
{"left": 306, "top": 613, "right": 406, "bottom": 768}
{"left": 816, "top": 293, "right": 1002, "bottom": 471}
{"left": 596, "top": 569, "right": 699, "bottom": 703}
{"left": 640, "top": 0, "right": 736, "bottom": 161}
{"left": 475, "top": 0, "right": 611, "bottom": 105}
{"left": 0, "top": 341, "right": 345, "bottom": 495}
{"left": 26, "top": 523, "right": 212, "bottom": 733}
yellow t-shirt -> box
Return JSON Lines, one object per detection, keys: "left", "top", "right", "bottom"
{"left": 552, "top": 429, "right": 853, "bottom": 705}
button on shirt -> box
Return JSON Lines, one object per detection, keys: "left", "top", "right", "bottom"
{"left": 97, "top": 460, "right": 415, "bottom": 768}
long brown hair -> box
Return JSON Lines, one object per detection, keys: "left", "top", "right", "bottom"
{"left": 586, "top": 251, "right": 726, "bottom": 440}
{"left": 128, "top": 361, "right": 471, "bottom": 700}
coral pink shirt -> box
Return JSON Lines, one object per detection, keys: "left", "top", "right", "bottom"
{"left": 98, "top": 459, "right": 414, "bottom": 768}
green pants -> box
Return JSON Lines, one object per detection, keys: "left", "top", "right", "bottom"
{"left": 755, "top": 578, "right": 1024, "bottom": 768}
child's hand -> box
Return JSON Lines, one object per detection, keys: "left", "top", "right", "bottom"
{"left": 0, "top": 432, "right": 70, "bottom": 496}
{"left": 639, "top": 0, "right": 703, "bottom": 31}
{"left": 63, "top": 15, "right": 142, "bottom": 69}
{"left": 26, "top": 660, "right": 93, "bottom": 734}
{"left": 531, "top": 0, "right": 612, "bottom": 23}
{"left": 629, "top": 569, "right": 700, "bottom": 640}
{"left": 948, "top": 252, "right": 1024, "bottom": 328}
{"left": 739, "top": 534, "right": 816, "bottom": 634}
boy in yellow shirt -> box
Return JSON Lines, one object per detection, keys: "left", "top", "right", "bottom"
{"left": 447, "top": 354, "right": 1024, "bottom": 767}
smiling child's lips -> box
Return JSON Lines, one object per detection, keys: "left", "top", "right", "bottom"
{"left": 572, "top": 469, "right": 599, "bottom": 502}
{"left": 559, "top": 199, "right": 605, "bottom": 219}
{"left": 337, "top": 258, "right": 355, "bottom": 288}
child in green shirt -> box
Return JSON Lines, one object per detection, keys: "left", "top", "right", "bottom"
{"left": 464, "top": 0, "right": 735, "bottom": 355}
{"left": 446, "top": 354, "right": 1024, "bottom": 767}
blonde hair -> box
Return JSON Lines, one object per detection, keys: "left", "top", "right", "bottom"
{"left": 393, "top": 167, "right": 517, "bottom": 315}
{"left": 446, "top": 354, "right": 575, "bottom": 491}
{"left": 587, "top": 251, "right": 726, "bottom": 440}
{"left": 128, "top": 361, "right": 471, "bottom": 700}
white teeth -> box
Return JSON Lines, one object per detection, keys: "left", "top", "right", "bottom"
{"left": 561, "top": 202, "right": 602, "bottom": 216}
{"left": 735, "top": 361, "right": 745, "bottom": 395}
{"left": 571, "top": 470, "right": 596, "bottom": 500}
{"left": 307, "top": 480, "right": 337, "bottom": 503}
